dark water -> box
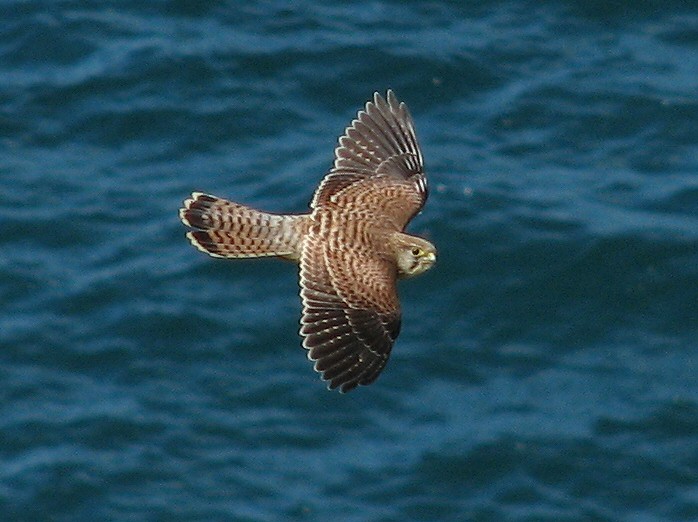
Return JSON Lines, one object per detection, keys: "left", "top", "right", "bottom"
{"left": 2, "top": 1, "right": 697, "bottom": 520}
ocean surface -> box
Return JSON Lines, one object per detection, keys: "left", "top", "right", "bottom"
{"left": 1, "top": 1, "right": 697, "bottom": 521}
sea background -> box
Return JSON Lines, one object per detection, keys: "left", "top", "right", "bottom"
{"left": 1, "top": 1, "right": 697, "bottom": 521}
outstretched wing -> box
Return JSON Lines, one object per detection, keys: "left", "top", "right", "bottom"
{"left": 299, "top": 233, "right": 401, "bottom": 393}
{"left": 311, "top": 90, "right": 427, "bottom": 231}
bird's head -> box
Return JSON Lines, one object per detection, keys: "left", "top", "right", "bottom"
{"left": 391, "top": 233, "right": 437, "bottom": 278}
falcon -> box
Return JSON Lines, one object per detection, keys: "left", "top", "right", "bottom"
{"left": 180, "top": 90, "right": 436, "bottom": 392}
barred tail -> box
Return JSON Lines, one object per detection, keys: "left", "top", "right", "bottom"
{"left": 180, "top": 192, "right": 307, "bottom": 260}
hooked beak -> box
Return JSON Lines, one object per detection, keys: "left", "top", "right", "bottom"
{"left": 424, "top": 251, "right": 436, "bottom": 265}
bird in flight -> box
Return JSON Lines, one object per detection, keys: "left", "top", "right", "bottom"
{"left": 180, "top": 90, "right": 436, "bottom": 392}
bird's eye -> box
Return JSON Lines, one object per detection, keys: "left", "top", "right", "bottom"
{"left": 411, "top": 247, "right": 422, "bottom": 256}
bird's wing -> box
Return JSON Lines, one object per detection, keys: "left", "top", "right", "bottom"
{"left": 311, "top": 90, "right": 427, "bottom": 231}
{"left": 299, "top": 233, "right": 401, "bottom": 392}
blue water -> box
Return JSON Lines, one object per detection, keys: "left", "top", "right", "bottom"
{"left": 1, "top": 1, "right": 697, "bottom": 520}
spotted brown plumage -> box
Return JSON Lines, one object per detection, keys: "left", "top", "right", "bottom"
{"left": 180, "top": 90, "right": 436, "bottom": 392}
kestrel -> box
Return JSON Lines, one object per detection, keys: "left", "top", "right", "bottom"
{"left": 180, "top": 90, "right": 436, "bottom": 392}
